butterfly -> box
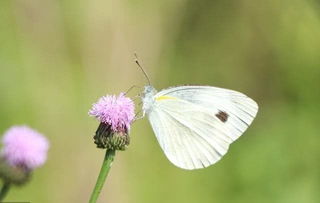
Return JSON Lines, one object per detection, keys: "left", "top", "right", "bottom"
{"left": 135, "top": 57, "right": 258, "bottom": 170}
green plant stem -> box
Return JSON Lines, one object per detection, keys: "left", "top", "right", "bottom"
{"left": 89, "top": 149, "right": 115, "bottom": 203}
{"left": 0, "top": 182, "right": 10, "bottom": 201}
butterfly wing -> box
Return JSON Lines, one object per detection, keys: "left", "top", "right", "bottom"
{"left": 147, "top": 86, "right": 258, "bottom": 170}
{"left": 156, "top": 86, "right": 258, "bottom": 141}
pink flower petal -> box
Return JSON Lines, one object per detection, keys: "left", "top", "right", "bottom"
{"left": 2, "top": 126, "right": 49, "bottom": 170}
{"left": 89, "top": 93, "right": 135, "bottom": 132}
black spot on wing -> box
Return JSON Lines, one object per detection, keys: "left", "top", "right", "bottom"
{"left": 215, "top": 111, "right": 229, "bottom": 123}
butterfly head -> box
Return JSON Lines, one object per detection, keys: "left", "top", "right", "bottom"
{"left": 143, "top": 85, "right": 157, "bottom": 95}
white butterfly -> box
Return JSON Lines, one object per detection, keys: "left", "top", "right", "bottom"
{"left": 135, "top": 56, "right": 258, "bottom": 170}
{"left": 141, "top": 85, "right": 258, "bottom": 170}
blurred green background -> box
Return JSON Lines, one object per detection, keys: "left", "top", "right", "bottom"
{"left": 1, "top": 0, "right": 320, "bottom": 202}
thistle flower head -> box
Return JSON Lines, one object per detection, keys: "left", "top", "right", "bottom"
{"left": 89, "top": 93, "right": 135, "bottom": 132}
{"left": 89, "top": 93, "right": 135, "bottom": 150}
{"left": 1, "top": 126, "right": 49, "bottom": 170}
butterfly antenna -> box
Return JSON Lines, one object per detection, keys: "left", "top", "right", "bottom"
{"left": 134, "top": 53, "right": 151, "bottom": 85}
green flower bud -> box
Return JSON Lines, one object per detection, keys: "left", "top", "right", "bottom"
{"left": 93, "top": 123, "right": 130, "bottom": 151}
{"left": 0, "top": 158, "right": 31, "bottom": 186}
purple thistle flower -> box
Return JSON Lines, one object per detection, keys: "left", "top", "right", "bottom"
{"left": 89, "top": 93, "right": 135, "bottom": 132}
{"left": 1, "top": 126, "right": 49, "bottom": 170}
{"left": 89, "top": 93, "right": 135, "bottom": 150}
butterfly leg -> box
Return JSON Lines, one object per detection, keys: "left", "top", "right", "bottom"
{"left": 133, "top": 110, "right": 145, "bottom": 121}
{"left": 125, "top": 85, "right": 142, "bottom": 95}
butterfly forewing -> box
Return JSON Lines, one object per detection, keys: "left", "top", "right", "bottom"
{"left": 156, "top": 86, "right": 258, "bottom": 141}
{"left": 146, "top": 86, "right": 258, "bottom": 170}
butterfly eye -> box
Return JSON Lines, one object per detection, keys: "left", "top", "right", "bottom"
{"left": 215, "top": 111, "right": 229, "bottom": 123}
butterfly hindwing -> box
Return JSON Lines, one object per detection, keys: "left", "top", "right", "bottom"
{"left": 148, "top": 98, "right": 232, "bottom": 169}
